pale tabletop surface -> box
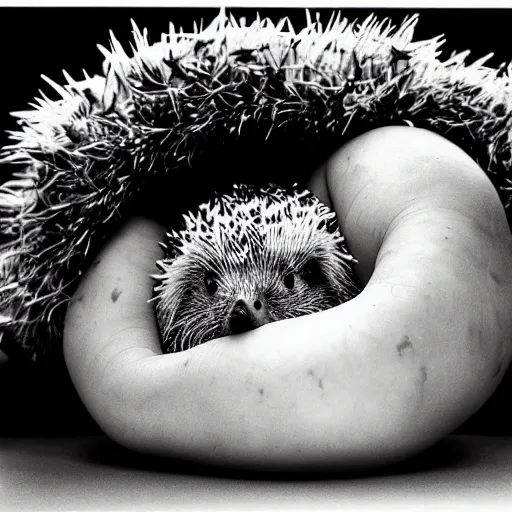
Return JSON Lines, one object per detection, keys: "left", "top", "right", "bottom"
{"left": 0, "top": 434, "right": 511, "bottom": 511}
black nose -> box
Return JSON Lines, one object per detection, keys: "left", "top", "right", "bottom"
{"left": 229, "top": 298, "right": 271, "bottom": 335}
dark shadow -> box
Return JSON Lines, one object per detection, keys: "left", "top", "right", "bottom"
{"left": 84, "top": 434, "right": 473, "bottom": 482}
{"left": 0, "top": 358, "right": 101, "bottom": 437}
{"left": 455, "top": 361, "right": 512, "bottom": 436}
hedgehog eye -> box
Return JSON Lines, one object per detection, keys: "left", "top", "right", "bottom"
{"left": 283, "top": 273, "right": 295, "bottom": 290}
{"left": 204, "top": 274, "right": 218, "bottom": 296}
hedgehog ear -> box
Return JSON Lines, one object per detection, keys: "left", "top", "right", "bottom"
{"left": 301, "top": 250, "right": 353, "bottom": 296}
{"left": 301, "top": 258, "right": 328, "bottom": 287}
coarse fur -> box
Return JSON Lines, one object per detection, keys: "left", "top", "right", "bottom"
{"left": 1, "top": 10, "right": 512, "bottom": 363}
{"left": 154, "top": 183, "right": 358, "bottom": 353}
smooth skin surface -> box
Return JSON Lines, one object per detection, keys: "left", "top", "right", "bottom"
{"left": 64, "top": 126, "right": 512, "bottom": 471}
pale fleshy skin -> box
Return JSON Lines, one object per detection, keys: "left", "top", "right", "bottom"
{"left": 154, "top": 183, "right": 358, "bottom": 353}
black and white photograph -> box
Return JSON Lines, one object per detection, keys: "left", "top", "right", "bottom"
{"left": 1, "top": 1, "right": 512, "bottom": 510}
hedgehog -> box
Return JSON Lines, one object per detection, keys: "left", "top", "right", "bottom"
{"left": 153, "top": 183, "right": 359, "bottom": 353}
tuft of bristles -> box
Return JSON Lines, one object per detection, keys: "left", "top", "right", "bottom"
{"left": 153, "top": 183, "right": 358, "bottom": 353}
{"left": 1, "top": 9, "right": 512, "bottom": 362}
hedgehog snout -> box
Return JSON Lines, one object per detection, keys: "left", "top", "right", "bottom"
{"left": 228, "top": 297, "right": 272, "bottom": 336}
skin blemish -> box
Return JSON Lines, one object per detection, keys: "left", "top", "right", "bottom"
{"left": 420, "top": 365, "right": 428, "bottom": 385}
{"left": 468, "top": 324, "right": 486, "bottom": 350}
{"left": 183, "top": 360, "right": 189, "bottom": 368}
{"left": 110, "top": 287, "right": 122, "bottom": 303}
{"left": 93, "top": 259, "right": 102, "bottom": 267}
{"left": 306, "top": 369, "right": 324, "bottom": 390}
{"left": 493, "top": 359, "right": 503, "bottom": 377}
{"left": 258, "top": 388, "right": 264, "bottom": 396}
{"left": 416, "top": 365, "right": 428, "bottom": 400}
{"left": 397, "top": 335, "right": 414, "bottom": 357}
{"left": 489, "top": 271, "right": 501, "bottom": 286}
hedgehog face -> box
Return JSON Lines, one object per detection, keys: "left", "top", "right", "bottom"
{"left": 154, "top": 184, "right": 358, "bottom": 353}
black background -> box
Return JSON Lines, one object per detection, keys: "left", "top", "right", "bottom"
{"left": 1, "top": 7, "right": 511, "bottom": 436}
